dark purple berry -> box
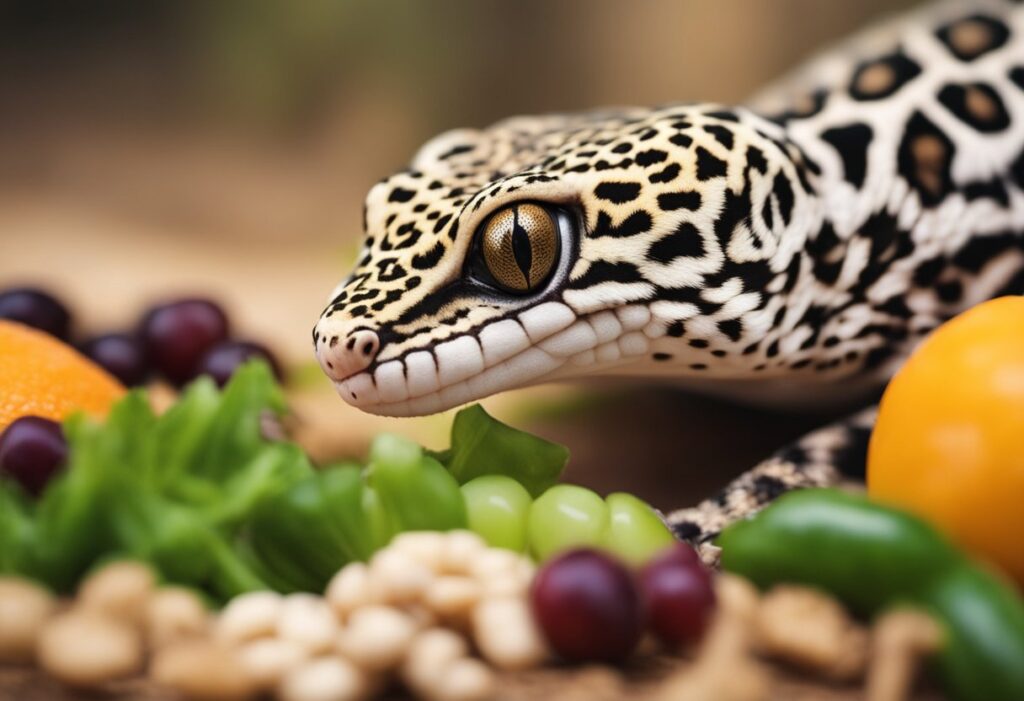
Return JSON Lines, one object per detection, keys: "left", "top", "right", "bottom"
{"left": 198, "top": 340, "right": 282, "bottom": 387}
{"left": 79, "top": 333, "right": 150, "bottom": 386}
{"left": 530, "top": 549, "right": 643, "bottom": 663}
{"left": 0, "top": 287, "right": 71, "bottom": 340}
{"left": 639, "top": 543, "right": 716, "bottom": 647}
{"left": 139, "top": 299, "right": 229, "bottom": 386}
{"left": 0, "top": 417, "right": 68, "bottom": 496}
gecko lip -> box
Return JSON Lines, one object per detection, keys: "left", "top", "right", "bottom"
{"left": 329, "top": 301, "right": 659, "bottom": 417}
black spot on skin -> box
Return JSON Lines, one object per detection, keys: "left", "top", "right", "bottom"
{"left": 635, "top": 149, "right": 668, "bottom": 166}
{"left": 834, "top": 426, "right": 872, "bottom": 479}
{"left": 752, "top": 475, "right": 788, "bottom": 500}
{"left": 648, "top": 223, "right": 705, "bottom": 263}
{"left": 936, "top": 279, "right": 964, "bottom": 303}
{"left": 671, "top": 520, "right": 702, "bottom": 542}
{"left": 746, "top": 145, "right": 768, "bottom": 175}
{"left": 388, "top": 187, "right": 416, "bottom": 203}
{"left": 897, "top": 111, "right": 955, "bottom": 207}
{"left": 1010, "top": 67, "right": 1024, "bottom": 91}
{"left": 594, "top": 182, "right": 642, "bottom": 203}
{"left": 717, "top": 319, "right": 742, "bottom": 342}
{"left": 572, "top": 260, "right": 645, "bottom": 288}
{"left": 433, "top": 213, "right": 452, "bottom": 235}
{"left": 688, "top": 339, "right": 709, "bottom": 349}
{"left": 703, "top": 125, "right": 734, "bottom": 150}
{"left": 612, "top": 142, "right": 633, "bottom": 154}
{"left": 348, "top": 305, "right": 368, "bottom": 317}
{"left": 652, "top": 352, "right": 673, "bottom": 361}
{"left": 711, "top": 349, "right": 727, "bottom": 358}
{"left": 937, "top": 83, "right": 1010, "bottom": 132}
{"left": 820, "top": 123, "right": 873, "bottom": 188}
{"left": 438, "top": 143, "right": 475, "bottom": 160}
{"left": 936, "top": 14, "right": 1010, "bottom": 62}
{"left": 696, "top": 147, "right": 727, "bottom": 180}
{"left": 669, "top": 133, "right": 693, "bottom": 148}
{"left": 849, "top": 52, "right": 922, "bottom": 101}
{"left": 649, "top": 163, "right": 681, "bottom": 184}
{"left": 775, "top": 443, "right": 808, "bottom": 467}
{"left": 912, "top": 256, "right": 945, "bottom": 286}
{"left": 592, "top": 210, "right": 653, "bottom": 238}
{"left": 864, "top": 345, "right": 895, "bottom": 371}
{"left": 667, "top": 321, "right": 685, "bottom": 337}
{"left": 877, "top": 295, "right": 914, "bottom": 319}
{"left": 963, "top": 179, "right": 1010, "bottom": 207}
{"left": 705, "top": 110, "right": 739, "bottom": 123}
{"left": 657, "top": 190, "right": 702, "bottom": 211}
{"left": 771, "top": 172, "right": 795, "bottom": 225}
{"left": 952, "top": 231, "right": 1018, "bottom": 273}
{"left": 791, "top": 359, "right": 812, "bottom": 369}
{"left": 412, "top": 241, "right": 445, "bottom": 270}
{"left": 690, "top": 363, "right": 707, "bottom": 370}
{"left": 766, "top": 340, "right": 780, "bottom": 358}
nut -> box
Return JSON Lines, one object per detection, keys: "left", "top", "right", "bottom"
{"left": 402, "top": 628, "right": 469, "bottom": 692}
{"left": 336, "top": 605, "right": 417, "bottom": 671}
{"left": 237, "top": 637, "right": 309, "bottom": 691}
{"left": 431, "top": 657, "right": 495, "bottom": 701}
{"left": 370, "top": 547, "right": 435, "bottom": 604}
{"left": 754, "top": 585, "right": 868, "bottom": 680}
{"left": 145, "top": 587, "right": 209, "bottom": 649}
{"left": 471, "top": 596, "right": 548, "bottom": 671}
{"left": 279, "top": 656, "right": 368, "bottom": 701}
{"left": 325, "top": 563, "right": 376, "bottom": 621}
{"left": 151, "top": 638, "right": 256, "bottom": 701}
{"left": 866, "top": 609, "right": 943, "bottom": 701}
{"left": 216, "top": 591, "right": 283, "bottom": 644}
{"left": 0, "top": 577, "right": 57, "bottom": 664}
{"left": 37, "top": 609, "right": 143, "bottom": 688}
{"left": 441, "top": 531, "right": 487, "bottom": 574}
{"left": 278, "top": 593, "right": 339, "bottom": 654}
{"left": 424, "top": 576, "right": 481, "bottom": 623}
{"left": 78, "top": 560, "right": 156, "bottom": 625}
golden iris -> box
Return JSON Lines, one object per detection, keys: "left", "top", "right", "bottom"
{"left": 480, "top": 203, "right": 558, "bottom": 293}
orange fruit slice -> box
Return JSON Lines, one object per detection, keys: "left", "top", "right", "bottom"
{"left": 0, "top": 319, "right": 126, "bottom": 432}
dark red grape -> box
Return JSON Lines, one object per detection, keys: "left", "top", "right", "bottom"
{"left": 197, "top": 340, "right": 282, "bottom": 387}
{"left": 638, "top": 543, "right": 716, "bottom": 647}
{"left": 139, "top": 299, "right": 229, "bottom": 386}
{"left": 0, "top": 288, "right": 71, "bottom": 340}
{"left": 79, "top": 333, "right": 150, "bottom": 386}
{"left": 0, "top": 417, "right": 68, "bottom": 496}
{"left": 530, "top": 549, "right": 643, "bottom": 663}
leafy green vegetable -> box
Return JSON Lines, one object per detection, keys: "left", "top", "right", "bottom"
{"left": 0, "top": 362, "right": 304, "bottom": 599}
{"left": 436, "top": 404, "right": 569, "bottom": 497}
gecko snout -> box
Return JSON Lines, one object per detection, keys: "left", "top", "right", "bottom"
{"left": 315, "top": 326, "right": 380, "bottom": 381}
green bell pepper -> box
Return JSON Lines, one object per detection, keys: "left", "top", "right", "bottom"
{"left": 718, "top": 488, "right": 1024, "bottom": 701}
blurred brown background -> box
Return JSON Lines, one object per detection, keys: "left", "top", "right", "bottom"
{"left": 0, "top": 0, "right": 916, "bottom": 509}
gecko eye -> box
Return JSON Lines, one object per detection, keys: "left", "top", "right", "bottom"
{"left": 476, "top": 203, "right": 560, "bottom": 294}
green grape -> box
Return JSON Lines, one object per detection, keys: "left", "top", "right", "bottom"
{"left": 528, "top": 484, "right": 609, "bottom": 561}
{"left": 368, "top": 433, "right": 421, "bottom": 471}
{"left": 461, "top": 475, "right": 533, "bottom": 552}
{"left": 604, "top": 492, "right": 676, "bottom": 566}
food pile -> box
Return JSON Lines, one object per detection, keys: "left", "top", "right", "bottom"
{"left": 1, "top": 296, "right": 1024, "bottom": 701}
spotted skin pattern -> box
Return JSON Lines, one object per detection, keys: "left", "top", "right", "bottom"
{"left": 314, "top": 2, "right": 1024, "bottom": 560}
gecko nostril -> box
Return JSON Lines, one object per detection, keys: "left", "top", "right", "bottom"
{"left": 346, "top": 337, "right": 357, "bottom": 351}
{"left": 326, "top": 361, "right": 334, "bottom": 370}
{"left": 361, "top": 341, "right": 374, "bottom": 356}
{"left": 329, "top": 335, "right": 339, "bottom": 348}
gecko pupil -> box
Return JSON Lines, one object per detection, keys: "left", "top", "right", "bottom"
{"left": 510, "top": 208, "right": 534, "bottom": 288}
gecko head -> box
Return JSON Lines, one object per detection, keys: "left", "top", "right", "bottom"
{"left": 314, "top": 105, "right": 820, "bottom": 416}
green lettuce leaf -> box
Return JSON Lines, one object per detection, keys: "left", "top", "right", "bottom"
{"left": 437, "top": 404, "right": 568, "bottom": 497}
